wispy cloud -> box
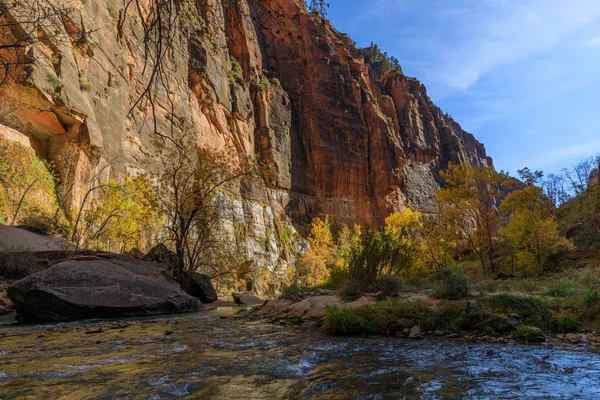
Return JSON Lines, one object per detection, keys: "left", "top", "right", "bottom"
{"left": 434, "top": 0, "right": 600, "bottom": 91}
{"left": 519, "top": 137, "right": 600, "bottom": 170}
{"left": 582, "top": 36, "right": 600, "bottom": 48}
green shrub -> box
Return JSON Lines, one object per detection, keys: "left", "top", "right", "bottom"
{"left": 338, "top": 281, "right": 367, "bottom": 301}
{"left": 362, "top": 42, "right": 403, "bottom": 77}
{"left": 485, "top": 294, "right": 579, "bottom": 333}
{"left": 79, "top": 71, "right": 93, "bottom": 92}
{"left": 323, "top": 307, "right": 371, "bottom": 335}
{"left": 21, "top": 215, "right": 55, "bottom": 235}
{"left": 324, "top": 300, "right": 437, "bottom": 336}
{"left": 374, "top": 275, "right": 403, "bottom": 298}
{"left": 583, "top": 290, "right": 600, "bottom": 305}
{"left": 280, "top": 283, "right": 302, "bottom": 301}
{"left": 46, "top": 74, "right": 62, "bottom": 90}
{"left": 432, "top": 268, "right": 470, "bottom": 300}
{"left": 347, "top": 229, "right": 417, "bottom": 286}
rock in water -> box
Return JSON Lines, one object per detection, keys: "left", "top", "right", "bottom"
{"left": 181, "top": 271, "right": 218, "bottom": 303}
{"left": 7, "top": 255, "right": 204, "bottom": 322}
{"left": 232, "top": 293, "right": 265, "bottom": 306}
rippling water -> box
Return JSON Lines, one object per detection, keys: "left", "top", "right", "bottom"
{"left": 1, "top": 309, "right": 600, "bottom": 399}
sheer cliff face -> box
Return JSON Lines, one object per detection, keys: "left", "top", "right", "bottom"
{"left": 1, "top": 0, "right": 490, "bottom": 270}
{"left": 251, "top": 0, "right": 491, "bottom": 226}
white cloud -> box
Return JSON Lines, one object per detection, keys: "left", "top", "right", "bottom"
{"left": 431, "top": 0, "right": 600, "bottom": 91}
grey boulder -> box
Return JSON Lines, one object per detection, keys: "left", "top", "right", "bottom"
{"left": 7, "top": 254, "right": 204, "bottom": 322}
{"left": 182, "top": 271, "right": 218, "bottom": 303}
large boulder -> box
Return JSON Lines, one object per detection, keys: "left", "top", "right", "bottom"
{"left": 181, "top": 271, "right": 218, "bottom": 303}
{"left": 143, "top": 244, "right": 180, "bottom": 278}
{"left": 7, "top": 254, "right": 204, "bottom": 322}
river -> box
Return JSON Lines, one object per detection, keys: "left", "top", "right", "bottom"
{"left": 1, "top": 309, "right": 600, "bottom": 399}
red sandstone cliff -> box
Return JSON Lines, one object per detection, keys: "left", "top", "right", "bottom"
{"left": 0, "top": 0, "right": 492, "bottom": 274}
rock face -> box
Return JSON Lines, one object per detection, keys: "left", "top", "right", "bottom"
{"left": 7, "top": 255, "right": 204, "bottom": 321}
{"left": 0, "top": 0, "right": 492, "bottom": 289}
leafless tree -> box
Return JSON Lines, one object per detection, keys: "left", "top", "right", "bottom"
{"left": 562, "top": 156, "right": 595, "bottom": 196}
{"left": 148, "top": 134, "right": 264, "bottom": 277}
{"left": 542, "top": 173, "right": 571, "bottom": 207}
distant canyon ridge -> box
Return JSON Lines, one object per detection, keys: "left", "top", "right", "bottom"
{"left": 0, "top": 0, "right": 491, "bottom": 275}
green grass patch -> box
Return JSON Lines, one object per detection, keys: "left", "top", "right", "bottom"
{"left": 323, "top": 307, "right": 371, "bottom": 335}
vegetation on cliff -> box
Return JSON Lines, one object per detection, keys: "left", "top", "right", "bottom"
{"left": 0, "top": 137, "right": 60, "bottom": 227}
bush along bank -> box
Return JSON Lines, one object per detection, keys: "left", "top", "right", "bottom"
{"left": 321, "top": 292, "right": 600, "bottom": 350}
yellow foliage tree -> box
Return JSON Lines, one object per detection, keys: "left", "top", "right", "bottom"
{"left": 80, "top": 176, "right": 160, "bottom": 253}
{"left": 306, "top": 216, "right": 337, "bottom": 267}
{"left": 501, "top": 185, "right": 574, "bottom": 273}
{"left": 294, "top": 216, "right": 338, "bottom": 286}
{"left": 435, "top": 163, "right": 508, "bottom": 273}
{"left": 420, "top": 214, "right": 459, "bottom": 270}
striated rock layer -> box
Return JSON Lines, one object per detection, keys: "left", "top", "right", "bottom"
{"left": 0, "top": 0, "right": 491, "bottom": 284}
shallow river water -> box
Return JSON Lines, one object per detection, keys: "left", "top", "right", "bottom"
{"left": 1, "top": 309, "right": 600, "bottom": 399}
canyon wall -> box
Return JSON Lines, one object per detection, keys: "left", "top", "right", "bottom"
{"left": 0, "top": 0, "right": 491, "bottom": 284}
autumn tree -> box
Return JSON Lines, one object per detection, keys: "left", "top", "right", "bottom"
{"left": 307, "top": 216, "right": 337, "bottom": 266}
{"left": 435, "top": 163, "right": 509, "bottom": 273}
{"left": 78, "top": 177, "right": 160, "bottom": 253}
{"left": 294, "top": 217, "right": 337, "bottom": 286}
{"left": 500, "top": 183, "right": 574, "bottom": 273}
{"left": 420, "top": 213, "right": 459, "bottom": 270}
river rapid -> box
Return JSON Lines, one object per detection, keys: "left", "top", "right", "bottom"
{"left": 1, "top": 309, "right": 600, "bottom": 399}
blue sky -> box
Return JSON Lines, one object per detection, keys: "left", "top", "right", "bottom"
{"left": 328, "top": 0, "right": 600, "bottom": 175}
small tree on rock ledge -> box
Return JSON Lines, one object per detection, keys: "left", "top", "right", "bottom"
{"left": 308, "top": 0, "right": 329, "bottom": 18}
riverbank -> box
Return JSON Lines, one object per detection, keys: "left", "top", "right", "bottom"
{"left": 247, "top": 286, "right": 600, "bottom": 354}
